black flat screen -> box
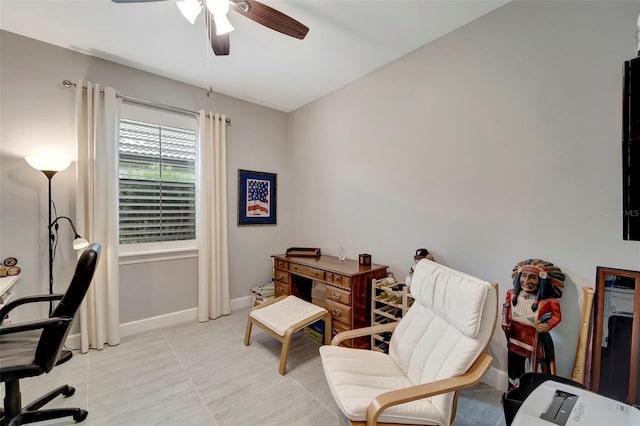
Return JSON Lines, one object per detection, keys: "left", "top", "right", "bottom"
{"left": 623, "top": 57, "right": 640, "bottom": 240}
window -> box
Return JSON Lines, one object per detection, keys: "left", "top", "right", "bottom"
{"left": 118, "top": 104, "right": 197, "bottom": 249}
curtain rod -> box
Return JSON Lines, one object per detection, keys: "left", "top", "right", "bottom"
{"left": 62, "top": 80, "right": 231, "bottom": 125}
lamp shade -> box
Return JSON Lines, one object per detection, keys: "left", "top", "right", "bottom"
{"left": 25, "top": 156, "right": 71, "bottom": 173}
{"left": 73, "top": 237, "right": 90, "bottom": 250}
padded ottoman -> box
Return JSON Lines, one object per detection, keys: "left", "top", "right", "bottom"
{"left": 244, "top": 295, "right": 331, "bottom": 375}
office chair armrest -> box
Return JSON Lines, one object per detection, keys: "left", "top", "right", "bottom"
{"left": 0, "top": 294, "right": 64, "bottom": 322}
{"left": 0, "top": 316, "right": 72, "bottom": 336}
{"left": 365, "top": 352, "right": 493, "bottom": 426}
{"left": 331, "top": 322, "right": 398, "bottom": 346}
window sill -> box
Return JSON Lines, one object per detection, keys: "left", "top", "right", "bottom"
{"left": 119, "top": 247, "right": 198, "bottom": 265}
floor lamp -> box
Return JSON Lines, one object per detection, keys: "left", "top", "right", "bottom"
{"left": 25, "top": 156, "right": 90, "bottom": 315}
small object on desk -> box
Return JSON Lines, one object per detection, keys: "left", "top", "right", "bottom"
{"left": 359, "top": 253, "right": 371, "bottom": 266}
{"left": 338, "top": 246, "right": 346, "bottom": 261}
{"left": 0, "top": 266, "right": 7, "bottom": 278}
{"left": 285, "top": 247, "right": 321, "bottom": 257}
{"left": 7, "top": 266, "right": 21, "bottom": 276}
{"left": 3, "top": 257, "right": 18, "bottom": 267}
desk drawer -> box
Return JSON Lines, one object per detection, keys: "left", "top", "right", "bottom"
{"left": 289, "top": 264, "right": 325, "bottom": 281}
{"left": 274, "top": 281, "right": 290, "bottom": 297}
{"left": 274, "top": 259, "right": 289, "bottom": 270}
{"left": 273, "top": 270, "right": 290, "bottom": 284}
{"left": 327, "top": 272, "right": 351, "bottom": 289}
{"left": 331, "top": 320, "right": 350, "bottom": 336}
{"left": 327, "top": 300, "right": 352, "bottom": 327}
{"left": 325, "top": 285, "right": 351, "bottom": 305}
{"left": 331, "top": 320, "right": 353, "bottom": 348}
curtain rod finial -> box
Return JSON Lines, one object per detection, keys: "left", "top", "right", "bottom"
{"left": 62, "top": 80, "right": 75, "bottom": 88}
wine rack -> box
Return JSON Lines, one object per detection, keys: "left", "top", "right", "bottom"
{"left": 371, "top": 277, "right": 413, "bottom": 353}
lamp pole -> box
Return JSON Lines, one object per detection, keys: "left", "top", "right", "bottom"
{"left": 46, "top": 215, "right": 90, "bottom": 316}
{"left": 43, "top": 171, "right": 57, "bottom": 316}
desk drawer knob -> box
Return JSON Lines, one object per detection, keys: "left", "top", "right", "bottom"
{"left": 332, "top": 292, "right": 341, "bottom": 300}
{"left": 277, "top": 287, "right": 284, "bottom": 293}
{"left": 332, "top": 309, "right": 341, "bottom": 316}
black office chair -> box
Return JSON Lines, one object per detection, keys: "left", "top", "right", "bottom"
{"left": 0, "top": 243, "right": 101, "bottom": 426}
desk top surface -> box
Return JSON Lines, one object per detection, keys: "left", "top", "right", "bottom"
{"left": 273, "top": 254, "right": 387, "bottom": 276}
{"left": 0, "top": 275, "right": 20, "bottom": 296}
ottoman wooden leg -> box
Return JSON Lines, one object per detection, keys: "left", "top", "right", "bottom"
{"left": 323, "top": 313, "right": 332, "bottom": 345}
{"left": 279, "top": 329, "right": 294, "bottom": 375}
{"left": 244, "top": 317, "right": 253, "bottom": 346}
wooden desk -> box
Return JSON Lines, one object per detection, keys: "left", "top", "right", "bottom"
{"left": 272, "top": 254, "right": 388, "bottom": 348}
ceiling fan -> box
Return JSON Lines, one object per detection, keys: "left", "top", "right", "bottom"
{"left": 111, "top": 0, "right": 309, "bottom": 56}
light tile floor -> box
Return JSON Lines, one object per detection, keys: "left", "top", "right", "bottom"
{"left": 7, "top": 307, "right": 507, "bottom": 425}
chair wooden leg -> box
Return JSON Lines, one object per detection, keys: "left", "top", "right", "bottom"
{"left": 244, "top": 318, "right": 253, "bottom": 346}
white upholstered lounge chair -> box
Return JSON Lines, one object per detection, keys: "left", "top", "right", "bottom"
{"left": 319, "top": 259, "right": 498, "bottom": 426}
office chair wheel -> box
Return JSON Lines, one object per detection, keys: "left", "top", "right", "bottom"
{"left": 73, "top": 409, "right": 88, "bottom": 422}
{"left": 62, "top": 386, "right": 76, "bottom": 397}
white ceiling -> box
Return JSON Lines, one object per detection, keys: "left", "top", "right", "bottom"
{"left": 0, "top": 0, "right": 509, "bottom": 112}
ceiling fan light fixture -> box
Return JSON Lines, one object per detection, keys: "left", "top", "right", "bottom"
{"left": 213, "top": 14, "right": 234, "bottom": 35}
{"left": 177, "top": 0, "right": 202, "bottom": 24}
{"left": 206, "top": 0, "right": 234, "bottom": 34}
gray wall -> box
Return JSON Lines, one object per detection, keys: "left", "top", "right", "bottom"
{"left": 288, "top": 0, "right": 640, "bottom": 377}
{"left": 0, "top": 30, "right": 290, "bottom": 324}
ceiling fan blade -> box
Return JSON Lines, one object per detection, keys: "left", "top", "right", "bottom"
{"left": 205, "top": 9, "right": 230, "bottom": 56}
{"left": 231, "top": 0, "right": 309, "bottom": 40}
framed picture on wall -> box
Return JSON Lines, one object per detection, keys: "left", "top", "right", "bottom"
{"left": 238, "top": 169, "right": 277, "bottom": 226}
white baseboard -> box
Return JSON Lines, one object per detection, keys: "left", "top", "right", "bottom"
{"left": 231, "top": 295, "right": 251, "bottom": 310}
{"left": 67, "top": 295, "right": 252, "bottom": 349}
{"left": 120, "top": 307, "right": 198, "bottom": 337}
{"left": 482, "top": 366, "right": 508, "bottom": 392}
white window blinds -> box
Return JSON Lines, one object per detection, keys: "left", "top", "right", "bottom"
{"left": 118, "top": 118, "right": 196, "bottom": 245}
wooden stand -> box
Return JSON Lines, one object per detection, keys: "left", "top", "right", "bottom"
{"left": 571, "top": 286, "right": 595, "bottom": 385}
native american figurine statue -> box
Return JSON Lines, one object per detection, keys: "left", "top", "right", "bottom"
{"left": 501, "top": 258, "right": 565, "bottom": 390}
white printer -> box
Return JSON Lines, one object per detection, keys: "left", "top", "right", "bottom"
{"left": 512, "top": 380, "right": 640, "bottom": 426}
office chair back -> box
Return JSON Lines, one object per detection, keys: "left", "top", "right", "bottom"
{"left": 34, "top": 243, "right": 101, "bottom": 372}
